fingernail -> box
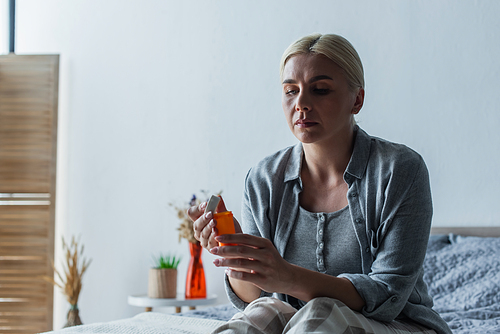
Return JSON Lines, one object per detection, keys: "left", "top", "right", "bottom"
{"left": 209, "top": 220, "right": 216, "bottom": 228}
{"left": 210, "top": 247, "right": 219, "bottom": 254}
{"left": 213, "top": 259, "right": 220, "bottom": 266}
{"left": 225, "top": 269, "right": 231, "bottom": 276}
{"left": 200, "top": 202, "right": 207, "bottom": 210}
{"left": 205, "top": 211, "right": 213, "bottom": 219}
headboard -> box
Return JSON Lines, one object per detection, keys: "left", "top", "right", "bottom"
{"left": 430, "top": 226, "right": 500, "bottom": 237}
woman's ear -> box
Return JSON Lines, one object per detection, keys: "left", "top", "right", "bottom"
{"left": 351, "top": 88, "right": 365, "bottom": 114}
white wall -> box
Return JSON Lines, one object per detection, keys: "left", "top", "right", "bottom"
{"left": 1, "top": 0, "right": 499, "bottom": 329}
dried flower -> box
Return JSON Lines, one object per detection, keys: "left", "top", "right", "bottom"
{"left": 42, "top": 236, "right": 91, "bottom": 306}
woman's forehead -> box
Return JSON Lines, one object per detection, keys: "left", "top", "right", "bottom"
{"left": 282, "top": 54, "right": 344, "bottom": 82}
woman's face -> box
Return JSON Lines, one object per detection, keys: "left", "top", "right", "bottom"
{"left": 281, "top": 53, "right": 364, "bottom": 145}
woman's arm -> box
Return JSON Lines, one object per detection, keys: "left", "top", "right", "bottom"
{"left": 288, "top": 264, "right": 365, "bottom": 311}
{"left": 226, "top": 275, "right": 261, "bottom": 303}
{"left": 212, "top": 233, "right": 365, "bottom": 311}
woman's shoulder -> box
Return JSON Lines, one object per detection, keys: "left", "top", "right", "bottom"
{"left": 361, "top": 130, "right": 428, "bottom": 180}
{"left": 370, "top": 135, "right": 424, "bottom": 164}
{"left": 352, "top": 126, "right": 424, "bottom": 167}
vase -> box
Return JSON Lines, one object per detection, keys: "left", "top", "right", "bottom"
{"left": 148, "top": 268, "right": 177, "bottom": 298}
{"left": 64, "top": 304, "right": 82, "bottom": 328}
{"left": 185, "top": 241, "right": 206, "bottom": 299}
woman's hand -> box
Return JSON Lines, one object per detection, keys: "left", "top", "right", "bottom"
{"left": 187, "top": 196, "right": 242, "bottom": 251}
{"left": 212, "top": 233, "right": 365, "bottom": 310}
{"left": 210, "top": 233, "right": 295, "bottom": 295}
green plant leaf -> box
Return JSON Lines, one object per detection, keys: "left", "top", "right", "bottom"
{"left": 152, "top": 253, "right": 181, "bottom": 269}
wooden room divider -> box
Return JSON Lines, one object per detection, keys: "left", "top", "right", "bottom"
{"left": 0, "top": 54, "right": 59, "bottom": 333}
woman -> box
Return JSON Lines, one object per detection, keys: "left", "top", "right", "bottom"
{"left": 188, "top": 33, "right": 451, "bottom": 334}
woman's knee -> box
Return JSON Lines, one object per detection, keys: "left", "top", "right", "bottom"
{"left": 246, "top": 297, "right": 297, "bottom": 313}
{"left": 308, "top": 297, "right": 347, "bottom": 307}
{"left": 217, "top": 297, "right": 297, "bottom": 334}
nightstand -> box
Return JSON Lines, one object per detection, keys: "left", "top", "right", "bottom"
{"left": 128, "top": 293, "right": 218, "bottom": 313}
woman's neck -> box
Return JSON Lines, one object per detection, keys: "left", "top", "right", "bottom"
{"left": 301, "top": 128, "right": 355, "bottom": 184}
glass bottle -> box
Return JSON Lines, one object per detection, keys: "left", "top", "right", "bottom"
{"left": 185, "top": 241, "right": 206, "bottom": 299}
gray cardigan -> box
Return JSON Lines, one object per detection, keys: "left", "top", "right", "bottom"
{"left": 225, "top": 126, "right": 451, "bottom": 334}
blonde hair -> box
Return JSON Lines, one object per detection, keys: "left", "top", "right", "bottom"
{"left": 280, "top": 33, "right": 364, "bottom": 91}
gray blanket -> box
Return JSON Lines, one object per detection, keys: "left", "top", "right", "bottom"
{"left": 423, "top": 234, "right": 500, "bottom": 333}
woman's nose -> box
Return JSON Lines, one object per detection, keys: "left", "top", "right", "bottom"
{"left": 295, "top": 92, "right": 311, "bottom": 112}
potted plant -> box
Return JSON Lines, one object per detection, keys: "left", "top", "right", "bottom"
{"left": 148, "top": 254, "right": 181, "bottom": 299}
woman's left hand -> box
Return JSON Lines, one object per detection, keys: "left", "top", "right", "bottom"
{"left": 210, "top": 233, "right": 294, "bottom": 295}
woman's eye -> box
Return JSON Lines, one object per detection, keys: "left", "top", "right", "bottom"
{"left": 285, "top": 89, "right": 298, "bottom": 95}
{"left": 314, "top": 88, "right": 329, "bottom": 95}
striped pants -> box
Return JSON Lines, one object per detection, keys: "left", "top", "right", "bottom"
{"left": 212, "top": 297, "right": 436, "bottom": 334}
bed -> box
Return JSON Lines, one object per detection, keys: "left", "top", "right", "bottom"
{"left": 41, "top": 227, "right": 500, "bottom": 334}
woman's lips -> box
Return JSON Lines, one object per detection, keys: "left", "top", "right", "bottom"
{"left": 295, "top": 119, "right": 318, "bottom": 128}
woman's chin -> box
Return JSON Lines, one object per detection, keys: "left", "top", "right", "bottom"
{"left": 294, "top": 133, "right": 320, "bottom": 144}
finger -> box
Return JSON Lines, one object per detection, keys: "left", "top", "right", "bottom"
{"left": 213, "top": 257, "right": 261, "bottom": 272}
{"left": 200, "top": 234, "right": 209, "bottom": 249}
{"left": 187, "top": 201, "right": 207, "bottom": 221}
{"left": 193, "top": 211, "right": 212, "bottom": 240}
{"left": 215, "top": 233, "right": 271, "bottom": 248}
{"left": 200, "top": 225, "right": 219, "bottom": 250}
{"left": 225, "top": 268, "right": 265, "bottom": 285}
{"left": 210, "top": 244, "right": 266, "bottom": 261}
{"left": 208, "top": 229, "right": 219, "bottom": 250}
{"left": 201, "top": 219, "right": 215, "bottom": 241}
{"left": 225, "top": 268, "right": 272, "bottom": 294}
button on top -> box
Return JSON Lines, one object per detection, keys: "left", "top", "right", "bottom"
{"left": 319, "top": 229, "right": 323, "bottom": 235}
{"left": 319, "top": 214, "right": 325, "bottom": 222}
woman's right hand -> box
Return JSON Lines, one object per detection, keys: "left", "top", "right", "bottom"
{"left": 187, "top": 196, "right": 242, "bottom": 251}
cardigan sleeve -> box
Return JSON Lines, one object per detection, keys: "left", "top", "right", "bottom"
{"left": 339, "top": 156, "right": 433, "bottom": 322}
